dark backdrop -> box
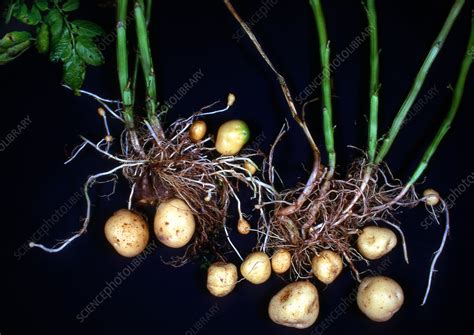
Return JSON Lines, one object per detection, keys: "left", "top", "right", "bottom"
{"left": 1, "top": 1, "right": 473, "bottom": 334}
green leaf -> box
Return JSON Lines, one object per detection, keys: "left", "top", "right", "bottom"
{"left": 71, "top": 20, "right": 105, "bottom": 38}
{"left": 46, "top": 9, "right": 64, "bottom": 46}
{"left": 36, "top": 23, "right": 50, "bottom": 54}
{"left": 14, "top": 4, "right": 41, "bottom": 25}
{"left": 0, "top": 40, "right": 31, "bottom": 64}
{"left": 63, "top": 52, "right": 86, "bottom": 91}
{"left": 45, "top": 8, "right": 61, "bottom": 25}
{"left": 62, "top": 0, "right": 79, "bottom": 12}
{"left": 28, "top": 5, "right": 42, "bottom": 25}
{"left": 4, "top": 1, "right": 21, "bottom": 24}
{"left": 5, "top": 40, "right": 31, "bottom": 56}
{"left": 75, "top": 36, "right": 104, "bottom": 66}
{"left": 0, "top": 31, "right": 32, "bottom": 51}
{"left": 13, "top": 4, "right": 28, "bottom": 22}
{"left": 35, "top": 0, "right": 49, "bottom": 11}
{"left": 61, "top": 43, "right": 73, "bottom": 61}
{"left": 50, "top": 29, "right": 71, "bottom": 62}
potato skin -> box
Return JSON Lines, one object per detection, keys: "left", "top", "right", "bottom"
{"left": 357, "top": 276, "right": 404, "bottom": 322}
{"left": 207, "top": 262, "right": 238, "bottom": 297}
{"left": 104, "top": 209, "right": 149, "bottom": 257}
{"left": 154, "top": 198, "right": 196, "bottom": 248}
{"left": 240, "top": 252, "right": 271, "bottom": 284}
{"left": 215, "top": 120, "right": 250, "bottom": 155}
{"left": 357, "top": 226, "right": 397, "bottom": 260}
{"left": 271, "top": 249, "right": 292, "bottom": 274}
{"left": 311, "top": 250, "right": 343, "bottom": 284}
{"left": 268, "top": 281, "right": 319, "bottom": 329}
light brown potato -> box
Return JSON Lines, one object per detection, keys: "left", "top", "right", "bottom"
{"left": 104, "top": 209, "right": 149, "bottom": 257}
{"left": 207, "top": 262, "right": 238, "bottom": 297}
{"left": 357, "top": 276, "right": 404, "bottom": 322}
{"left": 311, "top": 250, "right": 343, "bottom": 284}
{"left": 215, "top": 120, "right": 250, "bottom": 155}
{"left": 189, "top": 120, "right": 207, "bottom": 142}
{"left": 237, "top": 218, "right": 250, "bottom": 235}
{"left": 240, "top": 251, "right": 271, "bottom": 284}
{"left": 423, "top": 188, "right": 440, "bottom": 206}
{"left": 271, "top": 249, "right": 292, "bottom": 274}
{"left": 154, "top": 198, "right": 195, "bottom": 248}
{"left": 357, "top": 226, "right": 397, "bottom": 260}
{"left": 268, "top": 281, "right": 319, "bottom": 329}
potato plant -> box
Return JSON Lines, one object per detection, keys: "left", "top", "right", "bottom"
{"left": 13, "top": 0, "right": 274, "bottom": 268}
{"left": 223, "top": 0, "right": 474, "bottom": 329}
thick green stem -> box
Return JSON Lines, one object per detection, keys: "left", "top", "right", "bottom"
{"left": 367, "top": 0, "right": 379, "bottom": 163}
{"left": 407, "top": 17, "right": 474, "bottom": 187}
{"left": 310, "top": 0, "right": 336, "bottom": 176}
{"left": 134, "top": 0, "right": 162, "bottom": 134}
{"left": 131, "top": 0, "right": 151, "bottom": 106}
{"left": 375, "top": 0, "right": 464, "bottom": 164}
{"left": 117, "top": 0, "right": 135, "bottom": 129}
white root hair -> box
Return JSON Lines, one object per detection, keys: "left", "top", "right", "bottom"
{"left": 421, "top": 199, "right": 450, "bottom": 306}
{"left": 375, "top": 218, "right": 409, "bottom": 264}
{"left": 29, "top": 162, "right": 145, "bottom": 253}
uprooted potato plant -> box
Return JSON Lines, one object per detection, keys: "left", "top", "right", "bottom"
{"left": 222, "top": 0, "right": 474, "bottom": 328}
{"left": 26, "top": 0, "right": 275, "bottom": 267}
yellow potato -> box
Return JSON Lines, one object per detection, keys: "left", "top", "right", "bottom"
{"left": 268, "top": 281, "right": 319, "bottom": 329}
{"left": 311, "top": 250, "right": 343, "bottom": 284}
{"left": 357, "top": 226, "right": 397, "bottom": 260}
{"left": 240, "top": 251, "right": 271, "bottom": 284}
{"left": 207, "top": 262, "right": 238, "bottom": 297}
{"left": 104, "top": 209, "right": 149, "bottom": 257}
{"left": 189, "top": 120, "right": 207, "bottom": 142}
{"left": 215, "top": 120, "right": 250, "bottom": 155}
{"left": 423, "top": 188, "right": 440, "bottom": 206}
{"left": 271, "top": 249, "right": 292, "bottom": 274}
{"left": 227, "top": 93, "right": 236, "bottom": 107}
{"left": 154, "top": 198, "right": 195, "bottom": 248}
{"left": 243, "top": 160, "right": 257, "bottom": 175}
{"left": 357, "top": 276, "right": 404, "bottom": 322}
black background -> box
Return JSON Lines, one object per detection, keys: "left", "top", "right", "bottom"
{"left": 1, "top": 1, "right": 474, "bottom": 334}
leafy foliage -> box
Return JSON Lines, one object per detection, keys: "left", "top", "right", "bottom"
{"left": 0, "top": 31, "right": 32, "bottom": 64}
{"left": 1, "top": 0, "right": 105, "bottom": 92}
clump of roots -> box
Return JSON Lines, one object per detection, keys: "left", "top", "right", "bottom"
{"left": 259, "top": 158, "right": 419, "bottom": 281}
{"left": 120, "top": 105, "right": 270, "bottom": 266}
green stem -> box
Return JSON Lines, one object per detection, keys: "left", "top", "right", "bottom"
{"left": 134, "top": 0, "right": 161, "bottom": 133}
{"left": 131, "top": 0, "right": 151, "bottom": 106}
{"left": 366, "top": 0, "right": 379, "bottom": 164}
{"left": 146, "top": 0, "right": 152, "bottom": 24}
{"left": 375, "top": 0, "right": 464, "bottom": 164}
{"left": 131, "top": 54, "right": 139, "bottom": 106}
{"left": 407, "top": 16, "right": 474, "bottom": 187}
{"left": 310, "top": 0, "right": 336, "bottom": 176}
{"left": 117, "top": 0, "right": 135, "bottom": 129}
